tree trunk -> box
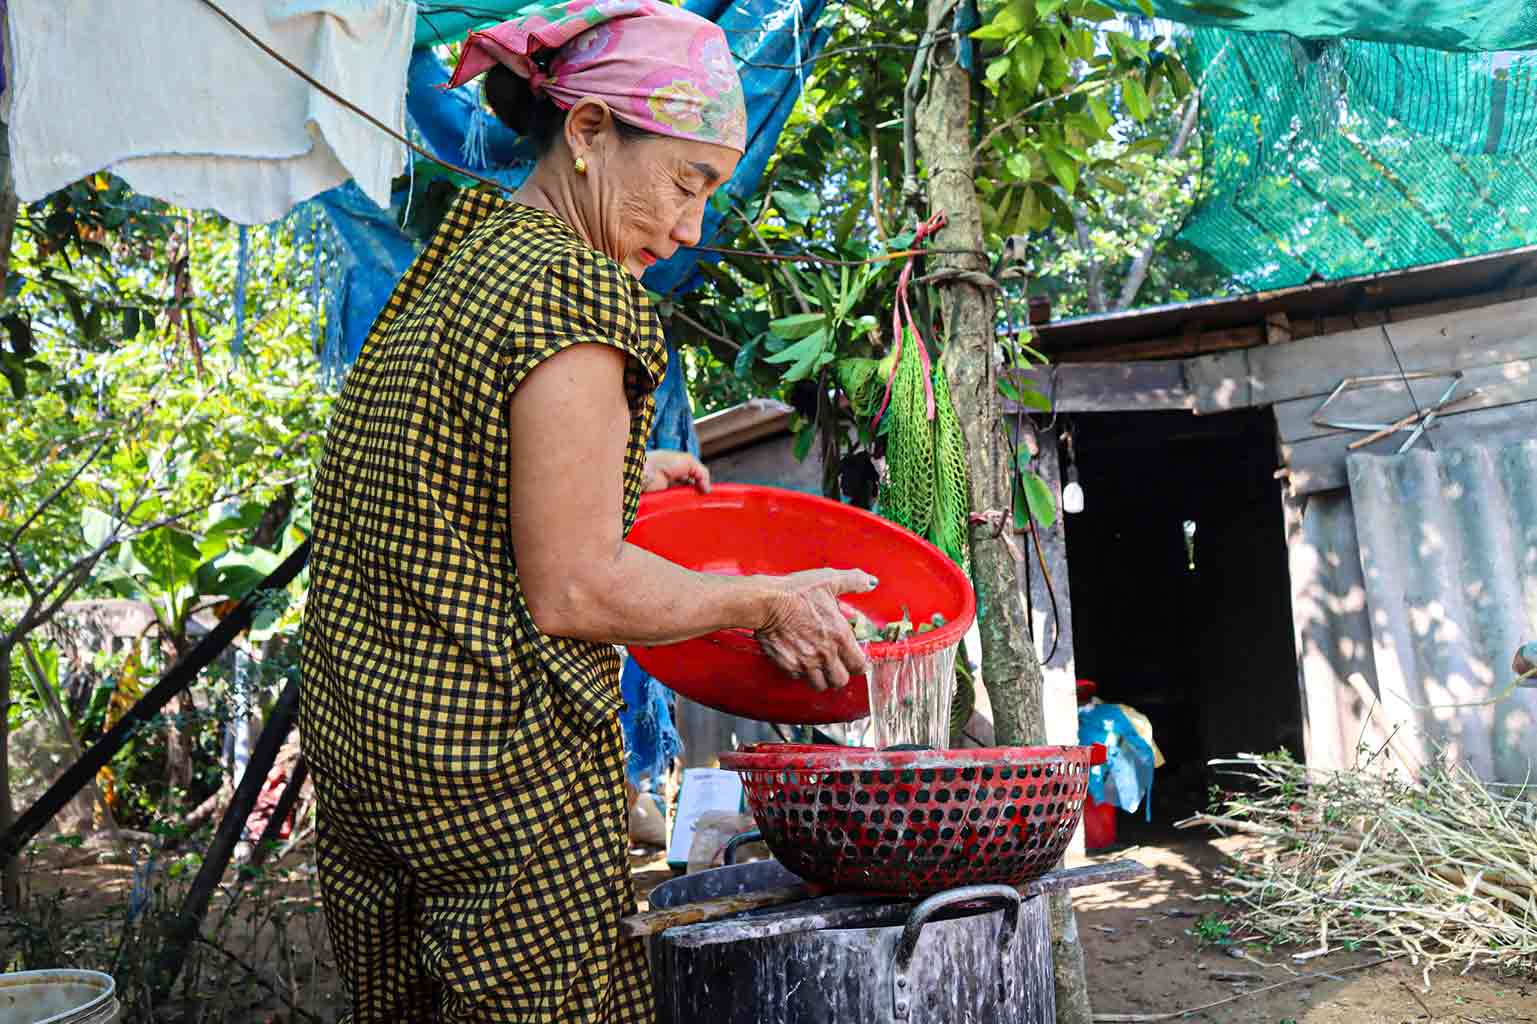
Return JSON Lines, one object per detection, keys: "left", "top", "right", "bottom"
{"left": 0, "top": 644, "right": 21, "bottom": 908}
{"left": 915, "top": 10, "right": 1092, "bottom": 1022}
{"left": 1114, "top": 92, "right": 1201, "bottom": 312}
{"left": 163, "top": 635, "right": 195, "bottom": 803}
{"left": 916, "top": 5, "right": 1043, "bottom": 751}
{"left": 1074, "top": 214, "right": 1108, "bottom": 313}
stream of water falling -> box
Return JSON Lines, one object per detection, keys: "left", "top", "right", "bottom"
{"left": 863, "top": 644, "right": 960, "bottom": 749}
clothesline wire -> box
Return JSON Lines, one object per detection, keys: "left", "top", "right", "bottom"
{"left": 198, "top": 0, "right": 988, "bottom": 270}
{"left": 692, "top": 244, "right": 987, "bottom": 266}
{"left": 196, "top": 0, "right": 516, "bottom": 197}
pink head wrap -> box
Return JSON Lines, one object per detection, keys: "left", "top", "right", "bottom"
{"left": 447, "top": 0, "right": 748, "bottom": 153}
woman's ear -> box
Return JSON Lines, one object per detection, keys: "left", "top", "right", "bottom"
{"left": 564, "top": 98, "right": 616, "bottom": 161}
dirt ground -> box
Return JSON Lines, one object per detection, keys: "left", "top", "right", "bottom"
{"left": 11, "top": 835, "right": 1537, "bottom": 1022}
{"left": 1070, "top": 836, "right": 1536, "bottom": 1024}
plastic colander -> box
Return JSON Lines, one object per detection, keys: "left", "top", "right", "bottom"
{"left": 718, "top": 742, "right": 1107, "bottom": 896}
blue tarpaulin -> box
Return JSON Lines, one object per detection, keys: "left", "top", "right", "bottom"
{"left": 301, "top": 0, "right": 830, "bottom": 788}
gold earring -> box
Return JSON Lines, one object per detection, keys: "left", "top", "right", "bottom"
{"left": 574, "top": 156, "right": 588, "bottom": 176}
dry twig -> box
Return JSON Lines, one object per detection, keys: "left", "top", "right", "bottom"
{"left": 1182, "top": 752, "right": 1537, "bottom": 982}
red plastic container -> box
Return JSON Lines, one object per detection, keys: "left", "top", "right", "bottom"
{"left": 719, "top": 742, "right": 1107, "bottom": 896}
{"left": 1082, "top": 794, "right": 1117, "bottom": 850}
{"left": 625, "top": 484, "right": 977, "bottom": 724}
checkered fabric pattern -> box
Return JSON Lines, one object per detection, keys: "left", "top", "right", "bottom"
{"left": 299, "top": 188, "right": 665, "bottom": 1023}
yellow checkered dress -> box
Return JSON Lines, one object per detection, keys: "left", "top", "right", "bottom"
{"left": 299, "top": 188, "right": 665, "bottom": 1023}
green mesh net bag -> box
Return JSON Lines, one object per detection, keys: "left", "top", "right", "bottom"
{"left": 876, "top": 327, "right": 971, "bottom": 571}
{"left": 874, "top": 214, "right": 972, "bottom": 571}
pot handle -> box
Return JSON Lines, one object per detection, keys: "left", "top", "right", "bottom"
{"left": 892, "top": 884, "right": 1021, "bottom": 1019}
{"left": 722, "top": 829, "right": 764, "bottom": 866}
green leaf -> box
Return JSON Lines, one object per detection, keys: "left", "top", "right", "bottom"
{"left": 195, "top": 545, "right": 285, "bottom": 599}
{"left": 135, "top": 528, "right": 205, "bottom": 596}
{"left": 793, "top": 424, "right": 816, "bottom": 462}
{"left": 986, "top": 56, "right": 1011, "bottom": 84}
{"left": 769, "top": 313, "right": 826, "bottom": 339}
{"left": 1098, "top": 175, "right": 1129, "bottom": 196}
{"left": 733, "top": 336, "right": 761, "bottom": 378}
{"left": 81, "top": 508, "right": 116, "bottom": 550}
{"left": 1135, "top": 0, "right": 1155, "bottom": 14}
{"left": 998, "top": 377, "right": 1022, "bottom": 403}
{"left": 1123, "top": 77, "right": 1152, "bottom": 121}
{"left": 772, "top": 189, "right": 821, "bottom": 226}
{"left": 1016, "top": 186, "right": 1046, "bottom": 233}
{"left": 1005, "top": 151, "right": 1035, "bottom": 182}
{"left": 1036, "top": 0, "right": 1063, "bottom": 16}
{"left": 1126, "top": 135, "right": 1167, "bottom": 156}
{"left": 764, "top": 328, "right": 831, "bottom": 382}
{"left": 1022, "top": 471, "right": 1058, "bottom": 529}
{"left": 1014, "top": 40, "right": 1044, "bottom": 97}
{"left": 1074, "top": 1, "right": 1116, "bottom": 18}
{"left": 971, "top": 22, "right": 1017, "bottom": 41}
{"left": 1016, "top": 387, "right": 1052, "bottom": 412}
{"left": 1088, "top": 95, "right": 1113, "bottom": 131}
{"left": 834, "top": 200, "right": 864, "bottom": 249}
{"left": 1043, "top": 147, "right": 1078, "bottom": 195}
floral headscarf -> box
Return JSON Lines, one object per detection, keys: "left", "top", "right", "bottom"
{"left": 447, "top": 0, "right": 748, "bottom": 153}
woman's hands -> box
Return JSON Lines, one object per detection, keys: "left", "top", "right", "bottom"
{"left": 755, "top": 569, "right": 879, "bottom": 692}
{"left": 643, "top": 450, "right": 711, "bottom": 494}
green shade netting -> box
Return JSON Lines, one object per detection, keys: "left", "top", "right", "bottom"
{"left": 1113, "top": 2, "right": 1537, "bottom": 53}
{"left": 416, "top": 1, "right": 534, "bottom": 47}
{"left": 1179, "top": 30, "right": 1537, "bottom": 290}
{"left": 1100, "top": 2, "right": 1537, "bottom": 290}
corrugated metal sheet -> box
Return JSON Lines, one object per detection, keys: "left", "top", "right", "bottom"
{"left": 1289, "top": 439, "right": 1537, "bottom": 783}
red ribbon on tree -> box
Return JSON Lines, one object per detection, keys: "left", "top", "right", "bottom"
{"left": 873, "top": 211, "right": 948, "bottom": 426}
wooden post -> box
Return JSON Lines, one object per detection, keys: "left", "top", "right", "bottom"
{"left": 915, "top": 9, "right": 1093, "bottom": 1021}
{"left": 152, "top": 675, "right": 300, "bottom": 1001}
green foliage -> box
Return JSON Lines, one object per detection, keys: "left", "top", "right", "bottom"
{"left": 1192, "top": 912, "right": 1233, "bottom": 946}
{"left": 1, "top": 176, "right": 329, "bottom": 839}
{"left": 667, "top": 3, "right": 1212, "bottom": 534}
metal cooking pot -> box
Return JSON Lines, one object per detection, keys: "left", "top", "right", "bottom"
{"left": 648, "top": 860, "right": 1055, "bottom": 1024}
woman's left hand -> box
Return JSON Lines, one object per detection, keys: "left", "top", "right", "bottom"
{"left": 642, "top": 450, "right": 712, "bottom": 494}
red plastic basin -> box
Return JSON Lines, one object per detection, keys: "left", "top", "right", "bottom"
{"left": 625, "top": 484, "right": 977, "bottom": 724}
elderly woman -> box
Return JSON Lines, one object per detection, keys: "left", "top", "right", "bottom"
{"left": 298, "top": 2, "right": 873, "bottom": 1021}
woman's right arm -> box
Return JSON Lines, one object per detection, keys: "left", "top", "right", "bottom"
{"left": 507, "top": 343, "right": 875, "bottom": 691}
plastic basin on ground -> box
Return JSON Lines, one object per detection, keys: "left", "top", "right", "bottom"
{"left": 0, "top": 970, "right": 119, "bottom": 1024}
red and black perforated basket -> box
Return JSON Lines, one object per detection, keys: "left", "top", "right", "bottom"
{"left": 718, "top": 743, "right": 1106, "bottom": 897}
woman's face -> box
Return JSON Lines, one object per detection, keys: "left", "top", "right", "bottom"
{"left": 566, "top": 102, "right": 741, "bottom": 278}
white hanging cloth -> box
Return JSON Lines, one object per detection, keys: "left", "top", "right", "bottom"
{"left": 2, "top": 0, "right": 416, "bottom": 224}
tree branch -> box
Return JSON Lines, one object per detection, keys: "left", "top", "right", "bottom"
{"left": 1114, "top": 91, "right": 1201, "bottom": 312}
{"left": 7, "top": 425, "right": 122, "bottom": 549}
{"left": 735, "top": 207, "right": 814, "bottom": 315}
{"left": 1074, "top": 211, "right": 1108, "bottom": 313}
{"left": 970, "top": 78, "right": 1116, "bottom": 162}
{"left": 903, "top": 0, "right": 961, "bottom": 215}
{"left": 193, "top": 936, "right": 322, "bottom": 1024}
{"left": 666, "top": 307, "right": 740, "bottom": 352}
{"left": 17, "top": 471, "right": 300, "bottom": 645}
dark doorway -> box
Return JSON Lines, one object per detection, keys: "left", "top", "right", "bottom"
{"left": 1062, "top": 409, "right": 1302, "bottom": 840}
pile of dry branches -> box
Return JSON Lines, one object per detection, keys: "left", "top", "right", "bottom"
{"left": 1183, "top": 752, "right": 1537, "bottom": 982}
